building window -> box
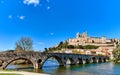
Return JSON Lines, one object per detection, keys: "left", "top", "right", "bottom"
{"left": 92, "top": 40, "right": 95, "bottom": 43}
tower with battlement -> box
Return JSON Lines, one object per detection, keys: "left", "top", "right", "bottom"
{"left": 76, "top": 32, "right": 87, "bottom": 38}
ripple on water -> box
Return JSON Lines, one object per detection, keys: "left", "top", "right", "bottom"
{"left": 6, "top": 60, "right": 120, "bottom": 75}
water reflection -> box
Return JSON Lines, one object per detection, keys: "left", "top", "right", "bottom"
{"left": 7, "top": 64, "right": 33, "bottom": 70}
{"left": 6, "top": 59, "right": 120, "bottom": 75}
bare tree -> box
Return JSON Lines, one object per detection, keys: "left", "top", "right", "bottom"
{"left": 15, "top": 37, "right": 33, "bottom": 51}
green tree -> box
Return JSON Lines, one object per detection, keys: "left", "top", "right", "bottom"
{"left": 62, "top": 41, "right": 68, "bottom": 49}
{"left": 113, "top": 46, "right": 120, "bottom": 63}
{"left": 83, "top": 45, "right": 99, "bottom": 49}
{"left": 76, "top": 45, "right": 84, "bottom": 49}
{"left": 58, "top": 41, "right": 63, "bottom": 47}
{"left": 68, "top": 45, "right": 75, "bottom": 49}
{"left": 44, "top": 48, "right": 48, "bottom": 53}
{"left": 15, "top": 37, "right": 33, "bottom": 51}
{"left": 44, "top": 48, "right": 48, "bottom": 51}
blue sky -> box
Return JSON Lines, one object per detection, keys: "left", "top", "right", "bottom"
{"left": 0, "top": 0, "right": 120, "bottom": 51}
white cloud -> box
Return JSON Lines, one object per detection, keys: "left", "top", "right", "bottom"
{"left": 47, "top": 6, "right": 50, "bottom": 10}
{"left": 19, "top": 16, "right": 25, "bottom": 20}
{"left": 8, "top": 15, "right": 25, "bottom": 20}
{"left": 23, "top": 0, "right": 40, "bottom": 7}
{"left": 50, "top": 32, "right": 54, "bottom": 35}
{"left": 17, "top": 16, "right": 25, "bottom": 20}
{"left": 8, "top": 15, "right": 13, "bottom": 19}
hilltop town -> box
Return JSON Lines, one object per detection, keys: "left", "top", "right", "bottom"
{"left": 45, "top": 32, "right": 120, "bottom": 59}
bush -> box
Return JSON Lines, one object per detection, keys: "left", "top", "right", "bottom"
{"left": 113, "top": 46, "right": 120, "bottom": 63}
{"left": 83, "top": 45, "right": 99, "bottom": 49}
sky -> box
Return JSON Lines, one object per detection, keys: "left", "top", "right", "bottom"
{"left": 0, "top": 0, "right": 120, "bottom": 51}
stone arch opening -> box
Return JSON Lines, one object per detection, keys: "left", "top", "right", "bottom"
{"left": 103, "top": 58, "right": 106, "bottom": 62}
{"left": 41, "top": 56, "right": 64, "bottom": 68}
{"left": 92, "top": 57, "right": 97, "bottom": 63}
{"left": 37, "top": 59, "right": 42, "bottom": 63}
{"left": 98, "top": 58, "right": 102, "bottom": 63}
{"left": 66, "top": 58, "right": 74, "bottom": 65}
{"left": 66, "top": 58, "right": 71, "bottom": 65}
{"left": 77, "top": 58, "right": 83, "bottom": 64}
{"left": 85, "top": 59, "right": 90, "bottom": 64}
{"left": 92, "top": 40, "right": 95, "bottom": 43}
{"left": 3, "top": 57, "right": 35, "bottom": 69}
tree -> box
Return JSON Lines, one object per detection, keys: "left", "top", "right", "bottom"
{"left": 15, "top": 37, "right": 33, "bottom": 51}
{"left": 15, "top": 45, "right": 23, "bottom": 51}
{"left": 83, "top": 45, "right": 99, "bottom": 49}
{"left": 113, "top": 46, "right": 120, "bottom": 63}
{"left": 62, "top": 41, "right": 68, "bottom": 49}
{"left": 58, "top": 41, "right": 63, "bottom": 49}
{"left": 68, "top": 45, "right": 75, "bottom": 49}
{"left": 76, "top": 45, "right": 84, "bottom": 49}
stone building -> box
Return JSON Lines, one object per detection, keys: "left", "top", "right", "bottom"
{"left": 68, "top": 32, "right": 109, "bottom": 46}
{"left": 66, "top": 32, "right": 120, "bottom": 59}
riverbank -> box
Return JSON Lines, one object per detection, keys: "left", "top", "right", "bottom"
{"left": 0, "top": 71, "right": 49, "bottom": 75}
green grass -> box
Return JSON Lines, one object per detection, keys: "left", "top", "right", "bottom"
{"left": 0, "top": 73, "right": 22, "bottom": 75}
{"left": 0, "top": 70, "right": 14, "bottom": 72}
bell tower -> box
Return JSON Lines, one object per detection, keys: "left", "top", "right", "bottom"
{"left": 82, "top": 31, "right": 87, "bottom": 37}
{"left": 76, "top": 32, "right": 80, "bottom": 38}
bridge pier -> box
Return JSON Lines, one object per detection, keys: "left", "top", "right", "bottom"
{"left": 86, "top": 58, "right": 94, "bottom": 64}
{"left": 34, "top": 63, "right": 42, "bottom": 69}
{"left": 0, "top": 66, "right": 4, "bottom": 70}
{"left": 93, "top": 59, "right": 99, "bottom": 63}
{"left": 90, "top": 59, "right": 93, "bottom": 63}
{"left": 103, "top": 58, "right": 107, "bottom": 62}
{"left": 98, "top": 58, "right": 103, "bottom": 63}
{"left": 71, "top": 59, "right": 77, "bottom": 65}
{"left": 82, "top": 60, "right": 86, "bottom": 64}
{"left": 70, "top": 61, "right": 76, "bottom": 65}
{"left": 101, "top": 59, "right": 105, "bottom": 63}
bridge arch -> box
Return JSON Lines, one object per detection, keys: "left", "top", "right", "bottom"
{"left": 76, "top": 58, "right": 83, "bottom": 64}
{"left": 98, "top": 58, "right": 102, "bottom": 62}
{"left": 2, "top": 57, "right": 35, "bottom": 69}
{"left": 40, "top": 55, "right": 64, "bottom": 68}
{"left": 103, "top": 58, "right": 106, "bottom": 62}
{"left": 66, "top": 57, "right": 74, "bottom": 65}
{"left": 85, "top": 58, "right": 90, "bottom": 64}
{"left": 92, "top": 57, "right": 97, "bottom": 63}
{"left": 37, "top": 59, "right": 42, "bottom": 63}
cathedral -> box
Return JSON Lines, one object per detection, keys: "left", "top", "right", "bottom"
{"left": 68, "top": 32, "right": 106, "bottom": 46}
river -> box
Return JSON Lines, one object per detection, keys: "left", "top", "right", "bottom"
{"left": 6, "top": 59, "right": 120, "bottom": 75}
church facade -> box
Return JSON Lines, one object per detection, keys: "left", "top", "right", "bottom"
{"left": 68, "top": 32, "right": 108, "bottom": 46}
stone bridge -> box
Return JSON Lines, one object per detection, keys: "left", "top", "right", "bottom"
{"left": 0, "top": 51, "right": 108, "bottom": 69}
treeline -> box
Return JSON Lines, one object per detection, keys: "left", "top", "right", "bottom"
{"left": 44, "top": 41, "right": 99, "bottom": 53}
{"left": 113, "top": 46, "right": 120, "bottom": 63}
{"left": 44, "top": 41, "right": 68, "bottom": 52}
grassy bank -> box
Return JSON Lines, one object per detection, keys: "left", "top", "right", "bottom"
{"left": 0, "top": 73, "right": 22, "bottom": 75}
{"left": 0, "top": 70, "right": 49, "bottom": 75}
{"left": 0, "top": 70, "right": 22, "bottom": 75}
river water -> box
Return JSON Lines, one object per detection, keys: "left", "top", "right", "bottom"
{"left": 6, "top": 59, "right": 120, "bottom": 75}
